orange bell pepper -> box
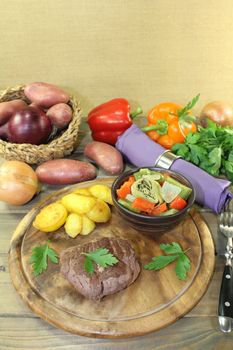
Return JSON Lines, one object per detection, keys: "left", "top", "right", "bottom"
{"left": 142, "top": 95, "right": 200, "bottom": 149}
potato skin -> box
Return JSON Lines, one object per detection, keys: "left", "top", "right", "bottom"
{"left": 0, "top": 99, "right": 27, "bottom": 126}
{"left": 84, "top": 141, "right": 124, "bottom": 175}
{"left": 24, "top": 82, "right": 69, "bottom": 108}
{"left": 46, "top": 103, "right": 72, "bottom": 129}
{"left": 35, "top": 159, "right": 97, "bottom": 185}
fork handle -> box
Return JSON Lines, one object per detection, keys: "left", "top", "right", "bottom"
{"left": 218, "top": 265, "right": 233, "bottom": 318}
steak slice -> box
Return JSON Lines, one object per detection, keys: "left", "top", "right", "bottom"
{"left": 60, "top": 237, "right": 141, "bottom": 300}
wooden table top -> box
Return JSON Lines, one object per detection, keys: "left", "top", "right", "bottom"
{"left": 1, "top": 131, "right": 233, "bottom": 349}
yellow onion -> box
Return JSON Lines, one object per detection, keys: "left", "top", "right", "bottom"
{"left": 199, "top": 101, "right": 233, "bottom": 127}
{"left": 0, "top": 160, "right": 38, "bottom": 205}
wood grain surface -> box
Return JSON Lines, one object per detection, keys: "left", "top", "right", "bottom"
{"left": 1, "top": 181, "right": 233, "bottom": 349}
{"left": 2, "top": 1, "right": 233, "bottom": 345}
{"left": 8, "top": 178, "right": 215, "bottom": 338}
{"left": 1, "top": 130, "right": 233, "bottom": 348}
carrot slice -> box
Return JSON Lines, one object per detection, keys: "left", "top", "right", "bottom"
{"left": 116, "top": 176, "right": 135, "bottom": 199}
{"left": 131, "top": 197, "right": 155, "bottom": 213}
{"left": 151, "top": 202, "right": 168, "bottom": 216}
{"left": 170, "top": 196, "right": 187, "bottom": 210}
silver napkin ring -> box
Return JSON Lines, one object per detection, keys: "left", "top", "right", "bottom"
{"left": 155, "top": 150, "right": 181, "bottom": 170}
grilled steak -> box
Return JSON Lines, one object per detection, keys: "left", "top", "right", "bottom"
{"left": 60, "top": 237, "right": 140, "bottom": 299}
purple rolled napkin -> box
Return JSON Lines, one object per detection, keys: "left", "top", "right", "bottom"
{"left": 116, "top": 124, "right": 233, "bottom": 213}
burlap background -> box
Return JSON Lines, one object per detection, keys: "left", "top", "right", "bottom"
{"left": 0, "top": 0, "right": 233, "bottom": 115}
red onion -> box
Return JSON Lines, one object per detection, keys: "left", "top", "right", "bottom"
{"left": 0, "top": 122, "right": 9, "bottom": 140}
{"left": 8, "top": 106, "right": 52, "bottom": 144}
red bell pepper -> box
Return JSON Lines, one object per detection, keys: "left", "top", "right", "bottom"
{"left": 87, "top": 98, "right": 142, "bottom": 145}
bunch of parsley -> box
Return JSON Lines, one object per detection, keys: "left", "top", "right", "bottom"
{"left": 172, "top": 119, "right": 233, "bottom": 182}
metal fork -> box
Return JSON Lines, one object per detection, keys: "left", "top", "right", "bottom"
{"left": 218, "top": 201, "right": 233, "bottom": 333}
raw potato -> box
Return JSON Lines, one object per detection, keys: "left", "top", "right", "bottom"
{"left": 61, "top": 193, "right": 96, "bottom": 215}
{"left": 64, "top": 213, "right": 82, "bottom": 238}
{"left": 73, "top": 188, "right": 91, "bottom": 196}
{"left": 0, "top": 99, "right": 27, "bottom": 126}
{"left": 24, "top": 82, "right": 69, "bottom": 108}
{"left": 35, "top": 159, "right": 97, "bottom": 185}
{"left": 46, "top": 103, "right": 72, "bottom": 129}
{"left": 86, "top": 199, "right": 111, "bottom": 223}
{"left": 89, "top": 184, "right": 113, "bottom": 205}
{"left": 33, "top": 202, "right": 68, "bottom": 232}
{"left": 80, "top": 215, "right": 95, "bottom": 235}
{"left": 84, "top": 141, "right": 124, "bottom": 175}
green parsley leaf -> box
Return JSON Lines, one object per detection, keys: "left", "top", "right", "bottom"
{"left": 190, "top": 145, "right": 207, "bottom": 165}
{"left": 171, "top": 143, "right": 190, "bottom": 159}
{"left": 228, "top": 150, "right": 233, "bottom": 163}
{"left": 84, "top": 256, "right": 94, "bottom": 275}
{"left": 175, "top": 254, "right": 191, "bottom": 280}
{"left": 47, "top": 247, "right": 59, "bottom": 263}
{"left": 160, "top": 242, "right": 183, "bottom": 254}
{"left": 205, "top": 118, "right": 218, "bottom": 130}
{"left": 208, "top": 147, "right": 222, "bottom": 175}
{"left": 82, "top": 247, "right": 119, "bottom": 275}
{"left": 185, "top": 132, "right": 201, "bottom": 144}
{"left": 177, "top": 93, "right": 200, "bottom": 118}
{"left": 144, "top": 242, "right": 191, "bottom": 281}
{"left": 30, "top": 242, "right": 59, "bottom": 276}
{"left": 224, "top": 159, "right": 233, "bottom": 182}
{"left": 144, "top": 255, "right": 179, "bottom": 270}
{"left": 199, "top": 159, "right": 213, "bottom": 173}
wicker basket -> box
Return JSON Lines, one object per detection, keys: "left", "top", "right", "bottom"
{"left": 0, "top": 85, "right": 82, "bottom": 164}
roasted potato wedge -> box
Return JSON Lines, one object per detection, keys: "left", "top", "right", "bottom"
{"left": 86, "top": 199, "right": 111, "bottom": 223}
{"left": 64, "top": 213, "right": 82, "bottom": 238}
{"left": 33, "top": 202, "right": 67, "bottom": 232}
{"left": 80, "top": 215, "right": 95, "bottom": 235}
{"left": 72, "top": 188, "right": 91, "bottom": 196}
{"left": 88, "top": 184, "right": 113, "bottom": 205}
{"left": 61, "top": 193, "right": 96, "bottom": 215}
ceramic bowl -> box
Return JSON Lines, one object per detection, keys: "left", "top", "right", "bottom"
{"left": 111, "top": 167, "right": 196, "bottom": 234}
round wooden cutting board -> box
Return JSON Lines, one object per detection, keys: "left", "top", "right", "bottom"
{"left": 9, "top": 178, "right": 215, "bottom": 338}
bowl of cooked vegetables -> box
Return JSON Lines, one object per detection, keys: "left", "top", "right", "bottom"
{"left": 111, "top": 167, "right": 195, "bottom": 233}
